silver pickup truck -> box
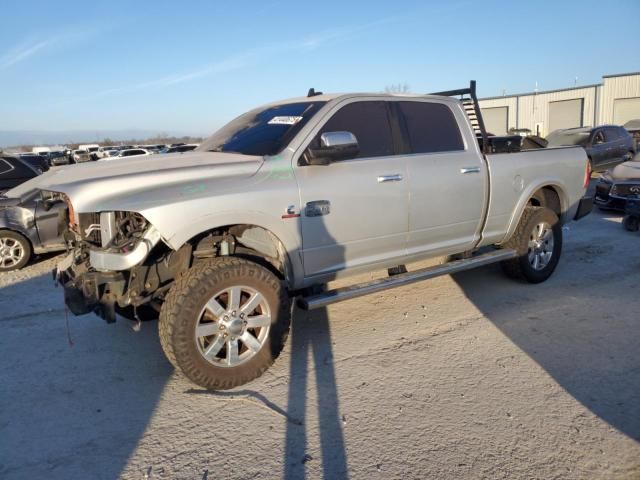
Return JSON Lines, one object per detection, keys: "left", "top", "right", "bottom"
{"left": 6, "top": 82, "right": 593, "bottom": 390}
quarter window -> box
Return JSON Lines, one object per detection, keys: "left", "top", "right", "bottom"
{"left": 0, "top": 158, "right": 15, "bottom": 176}
{"left": 315, "top": 101, "right": 394, "bottom": 158}
{"left": 398, "top": 101, "right": 464, "bottom": 153}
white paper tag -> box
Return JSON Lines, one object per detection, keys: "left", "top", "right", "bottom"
{"left": 268, "top": 116, "right": 303, "bottom": 125}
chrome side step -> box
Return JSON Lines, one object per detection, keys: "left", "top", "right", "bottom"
{"left": 298, "top": 249, "right": 518, "bottom": 310}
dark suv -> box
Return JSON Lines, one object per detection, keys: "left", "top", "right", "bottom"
{"left": 546, "top": 125, "right": 635, "bottom": 172}
{"left": 0, "top": 155, "right": 41, "bottom": 194}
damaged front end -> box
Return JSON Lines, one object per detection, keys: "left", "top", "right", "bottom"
{"left": 54, "top": 209, "right": 192, "bottom": 323}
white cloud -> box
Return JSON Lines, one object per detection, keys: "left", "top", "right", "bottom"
{"left": 0, "top": 38, "right": 58, "bottom": 69}
{"left": 54, "top": 14, "right": 400, "bottom": 104}
{"left": 0, "top": 27, "right": 104, "bottom": 70}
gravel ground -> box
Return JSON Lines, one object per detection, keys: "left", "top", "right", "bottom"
{"left": 0, "top": 204, "right": 639, "bottom": 479}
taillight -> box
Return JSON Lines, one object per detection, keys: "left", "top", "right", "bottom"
{"left": 63, "top": 194, "right": 76, "bottom": 229}
{"left": 584, "top": 161, "right": 592, "bottom": 190}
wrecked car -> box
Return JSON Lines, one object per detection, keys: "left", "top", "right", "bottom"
{"left": 0, "top": 193, "right": 67, "bottom": 271}
{"left": 595, "top": 154, "right": 640, "bottom": 211}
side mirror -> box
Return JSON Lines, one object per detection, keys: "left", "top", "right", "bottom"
{"left": 306, "top": 131, "right": 359, "bottom": 165}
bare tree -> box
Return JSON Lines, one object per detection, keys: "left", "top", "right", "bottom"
{"left": 384, "top": 83, "right": 411, "bottom": 94}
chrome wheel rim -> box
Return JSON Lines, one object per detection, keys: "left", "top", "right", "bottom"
{"left": 195, "top": 285, "right": 271, "bottom": 368}
{"left": 528, "top": 221, "right": 554, "bottom": 271}
{"left": 0, "top": 237, "right": 25, "bottom": 268}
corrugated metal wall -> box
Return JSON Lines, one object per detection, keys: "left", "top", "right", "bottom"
{"left": 479, "top": 73, "right": 640, "bottom": 136}
{"left": 600, "top": 75, "right": 640, "bottom": 124}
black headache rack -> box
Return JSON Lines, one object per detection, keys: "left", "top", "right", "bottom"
{"left": 430, "top": 80, "right": 489, "bottom": 154}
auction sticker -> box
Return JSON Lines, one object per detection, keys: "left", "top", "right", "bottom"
{"left": 268, "top": 116, "right": 303, "bottom": 125}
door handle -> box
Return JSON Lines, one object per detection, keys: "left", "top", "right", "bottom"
{"left": 460, "top": 166, "right": 481, "bottom": 174}
{"left": 377, "top": 174, "right": 403, "bottom": 183}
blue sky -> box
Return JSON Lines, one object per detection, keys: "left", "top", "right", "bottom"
{"left": 1, "top": 0, "right": 638, "bottom": 137}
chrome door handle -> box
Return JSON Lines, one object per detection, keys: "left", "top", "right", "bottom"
{"left": 460, "top": 167, "right": 481, "bottom": 174}
{"left": 377, "top": 174, "right": 403, "bottom": 183}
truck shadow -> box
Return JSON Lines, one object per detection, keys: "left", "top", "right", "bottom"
{"left": 450, "top": 214, "right": 640, "bottom": 440}
{"left": 282, "top": 304, "right": 349, "bottom": 479}
{"left": 0, "top": 272, "right": 172, "bottom": 480}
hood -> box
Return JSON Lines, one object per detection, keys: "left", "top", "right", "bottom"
{"left": 5, "top": 151, "right": 264, "bottom": 213}
{"left": 605, "top": 160, "right": 640, "bottom": 181}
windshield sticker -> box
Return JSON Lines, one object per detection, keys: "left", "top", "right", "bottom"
{"left": 268, "top": 116, "right": 303, "bottom": 125}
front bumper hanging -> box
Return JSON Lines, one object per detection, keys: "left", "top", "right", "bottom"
{"left": 54, "top": 255, "right": 126, "bottom": 323}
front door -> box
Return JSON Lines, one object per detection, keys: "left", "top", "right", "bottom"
{"left": 295, "top": 100, "right": 409, "bottom": 278}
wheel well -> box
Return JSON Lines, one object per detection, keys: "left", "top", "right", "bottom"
{"left": 0, "top": 228, "right": 33, "bottom": 248}
{"left": 528, "top": 186, "right": 562, "bottom": 216}
{"left": 185, "top": 224, "right": 290, "bottom": 281}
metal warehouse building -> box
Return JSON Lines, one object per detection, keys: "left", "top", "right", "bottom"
{"left": 478, "top": 72, "right": 640, "bottom": 137}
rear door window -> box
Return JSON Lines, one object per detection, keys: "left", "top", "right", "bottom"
{"left": 314, "top": 101, "right": 394, "bottom": 158}
{"left": 397, "top": 101, "right": 464, "bottom": 154}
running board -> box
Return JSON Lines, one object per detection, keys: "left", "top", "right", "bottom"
{"left": 298, "top": 249, "right": 518, "bottom": 310}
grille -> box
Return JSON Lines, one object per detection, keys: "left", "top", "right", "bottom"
{"left": 612, "top": 183, "right": 640, "bottom": 197}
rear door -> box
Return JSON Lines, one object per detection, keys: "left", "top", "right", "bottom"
{"left": 295, "top": 100, "right": 409, "bottom": 278}
{"left": 603, "top": 127, "right": 623, "bottom": 166}
{"left": 397, "top": 100, "right": 487, "bottom": 256}
{"left": 589, "top": 129, "right": 608, "bottom": 170}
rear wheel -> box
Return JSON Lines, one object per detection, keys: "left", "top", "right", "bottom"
{"left": 0, "top": 231, "right": 32, "bottom": 271}
{"left": 159, "top": 257, "right": 291, "bottom": 389}
{"left": 500, "top": 207, "right": 562, "bottom": 283}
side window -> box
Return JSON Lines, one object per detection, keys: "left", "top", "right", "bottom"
{"left": 398, "top": 101, "right": 464, "bottom": 153}
{"left": 315, "top": 101, "right": 394, "bottom": 158}
{"left": 593, "top": 131, "right": 605, "bottom": 144}
{"left": 0, "top": 158, "right": 15, "bottom": 176}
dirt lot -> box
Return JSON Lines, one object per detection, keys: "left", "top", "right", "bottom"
{"left": 0, "top": 204, "right": 639, "bottom": 480}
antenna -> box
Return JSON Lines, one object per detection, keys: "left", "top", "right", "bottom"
{"left": 307, "top": 88, "right": 323, "bottom": 97}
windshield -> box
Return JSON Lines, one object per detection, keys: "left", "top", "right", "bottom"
{"left": 197, "top": 101, "right": 326, "bottom": 156}
{"left": 546, "top": 130, "right": 590, "bottom": 147}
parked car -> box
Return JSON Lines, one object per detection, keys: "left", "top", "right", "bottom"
{"left": 141, "top": 144, "right": 167, "bottom": 153}
{"left": 47, "top": 151, "right": 70, "bottom": 166}
{"left": 624, "top": 119, "right": 640, "bottom": 148}
{"left": 546, "top": 126, "right": 636, "bottom": 172}
{"left": 595, "top": 153, "right": 640, "bottom": 210}
{"left": 0, "top": 154, "right": 41, "bottom": 195}
{"left": 102, "top": 148, "right": 151, "bottom": 160}
{"left": 160, "top": 144, "right": 198, "bottom": 154}
{"left": 72, "top": 149, "right": 91, "bottom": 163}
{"left": 19, "top": 153, "right": 49, "bottom": 172}
{"left": 0, "top": 192, "right": 67, "bottom": 271}
{"left": 11, "top": 82, "right": 592, "bottom": 390}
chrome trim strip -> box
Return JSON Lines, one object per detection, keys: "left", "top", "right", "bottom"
{"left": 377, "top": 174, "right": 403, "bottom": 183}
{"left": 299, "top": 249, "right": 518, "bottom": 310}
{"left": 89, "top": 226, "right": 162, "bottom": 271}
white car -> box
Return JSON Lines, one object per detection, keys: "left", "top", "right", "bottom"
{"left": 102, "top": 148, "right": 151, "bottom": 160}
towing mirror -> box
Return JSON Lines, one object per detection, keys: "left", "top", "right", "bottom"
{"left": 306, "top": 131, "right": 359, "bottom": 165}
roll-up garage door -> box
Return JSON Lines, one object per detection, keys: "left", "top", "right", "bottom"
{"left": 548, "top": 99, "right": 583, "bottom": 133}
{"left": 613, "top": 97, "right": 640, "bottom": 125}
{"left": 482, "top": 107, "right": 508, "bottom": 135}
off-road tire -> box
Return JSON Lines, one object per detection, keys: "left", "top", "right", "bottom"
{"left": 500, "top": 207, "right": 562, "bottom": 283}
{"left": 158, "top": 257, "right": 291, "bottom": 389}
{"left": 0, "top": 230, "right": 32, "bottom": 271}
